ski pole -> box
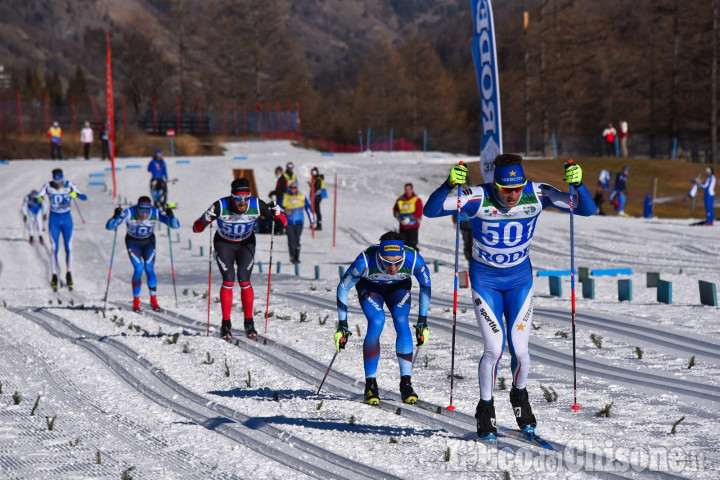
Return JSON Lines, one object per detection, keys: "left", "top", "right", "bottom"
{"left": 103, "top": 226, "right": 119, "bottom": 311}
{"left": 264, "top": 217, "right": 276, "bottom": 333}
{"left": 206, "top": 223, "right": 213, "bottom": 336}
{"left": 316, "top": 351, "right": 338, "bottom": 395}
{"left": 447, "top": 161, "right": 464, "bottom": 412}
{"left": 167, "top": 224, "right": 178, "bottom": 308}
{"left": 310, "top": 172, "right": 316, "bottom": 239}
{"left": 567, "top": 160, "right": 581, "bottom": 412}
{"left": 412, "top": 345, "right": 422, "bottom": 370}
{"left": 74, "top": 200, "right": 86, "bottom": 224}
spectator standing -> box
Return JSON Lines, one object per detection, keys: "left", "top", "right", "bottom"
{"left": 100, "top": 125, "right": 110, "bottom": 160}
{"left": 281, "top": 181, "right": 315, "bottom": 264}
{"left": 602, "top": 123, "right": 616, "bottom": 157}
{"left": 393, "top": 183, "right": 423, "bottom": 251}
{"left": 309, "top": 167, "right": 326, "bottom": 231}
{"left": 283, "top": 162, "right": 297, "bottom": 191}
{"left": 594, "top": 169, "right": 611, "bottom": 215}
{"left": 80, "top": 121, "right": 94, "bottom": 160}
{"left": 47, "top": 121, "right": 63, "bottom": 160}
{"left": 696, "top": 167, "right": 716, "bottom": 225}
{"left": 619, "top": 121, "right": 629, "bottom": 157}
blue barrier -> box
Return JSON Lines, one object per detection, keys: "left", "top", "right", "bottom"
{"left": 88, "top": 181, "right": 106, "bottom": 187}
{"left": 339, "top": 266, "right": 346, "bottom": 279}
{"left": 548, "top": 276, "right": 562, "bottom": 297}
{"left": 657, "top": 280, "right": 672, "bottom": 304}
{"left": 105, "top": 167, "right": 121, "bottom": 171}
{"left": 89, "top": 172, "right": 105, "bottom": 177}
{"left": 176, "top": 159, "right": 190, "bottom": 164}
{"left": 592, "top": 268, "right": 632, "bottom": 276}
{"left": 0, "top": 160, "right": 10, "bottom": 164}
{"left": 536, "top": 269, "right": 577, "bottom": 277}
{"left": 582, "top": 277, "right": 595, "bottom": 299}
{"left": 233, "top": 155, "right": 248, "bottom": 160}
{"left": 321, "top": 152, "right": 334, "bottom": 157}
{"left": 125, "top": 164, "right": 142, "bottom": 169}
{"left": 315, "top": 265, "right": 320, "bottom": 280}
{"left": 277, "top": 261, "right": 282, "bottom": 273}
{"left": 699, "top": 281, "right": 718, "bottom": 307}
{"left": 618, "top": 279, "right": 633, "bottom": 301}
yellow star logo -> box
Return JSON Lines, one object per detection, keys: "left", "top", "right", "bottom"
{"left": 516, "top": 323, "right": 526, "bottom": 331}
{"left": 509, "top": 170, "right": 516, "bottom": 177}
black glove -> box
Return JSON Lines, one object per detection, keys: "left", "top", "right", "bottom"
{"left": 415, "top": 315, "right": 429, "bottom": 347}
{"left": 23, "top": 215, "right": 27, "bottom": 224}
{"left": 165, "top": 208, "right": 174, "bottom": 219}
{"left": 113, "top": 207, "right": 122, "bottom": 218}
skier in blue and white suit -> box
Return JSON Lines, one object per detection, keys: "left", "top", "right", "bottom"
{"left": 335, "top": 231, "right": 431, "bottom": 405}
{"left": 424, "top": 154, "right": 595, "bottom": 440}
{"left": 106, "top": 196, "right": 180, "bottom": 312}
{"left": 37, "top": 168, "right": 87, "bottom": 290}
{"left": 22, "top": 189, "right": 47, "bottom": 246}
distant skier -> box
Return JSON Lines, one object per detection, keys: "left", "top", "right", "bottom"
{"left": 609, "top": 165, "right": 629, "bottom": 216}
{"left": 37, "top": 168, "right": 88, "bottom": 290}
{"left": 281, "top": 181, "right": 315, "bottom": 264}
{"left": 424, "top": 154, "right": 596, "bottom": 441}
{"left": 192, "top": 178, "right": 287, "bottom": 339}
{"left": 106, "top": 196, "right": 180, "bottom": 312}
{"left": 696, "top": 167, "right": 716, "bottom": 226}
{"left": 22, "top": 190, "right": 47, "bottom": 246}
{"left": 335, "top": 231, "right": 431, "bottom": 405}
{"left": 148, "top": 150, "right": 169, "bottom": 208}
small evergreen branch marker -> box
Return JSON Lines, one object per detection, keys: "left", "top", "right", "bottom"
{"left": 30, "top": 395, "right": 40, "bottom": 415}
{"left": 635, "top": 347, "right": 643, "bottom": 359}
{"left": 670, "top": 416, "right": 685, "bottom": 434}
{"left": 595, "top": 401, "right": 614, "bottom": 417}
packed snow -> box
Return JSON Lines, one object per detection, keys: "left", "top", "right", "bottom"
{"left": 0, "top": 140, "right": 718, "bottom": 479}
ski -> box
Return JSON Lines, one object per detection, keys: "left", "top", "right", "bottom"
{"left": 498, "top": 426, "right": 556, "bottom": 451}
{"left": 477, "top": 436, "right": 515, "bottom": 455}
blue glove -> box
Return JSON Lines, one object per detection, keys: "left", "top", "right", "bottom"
{"left": 78, "top": 193, "right": 88, "bottom": 201}
{"left": 334, "top": 322, "right": 352, "bottom": 353}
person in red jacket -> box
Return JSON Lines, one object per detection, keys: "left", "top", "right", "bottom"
{"left": 393, "top": 183, "right": 423, "bottom": 251}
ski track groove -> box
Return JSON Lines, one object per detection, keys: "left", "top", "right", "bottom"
{"left": 283, "top": 292, "right": 720, "bottom": 405}
{"left": 10, "top": 306, "right": 397, "bottom": 480}
{"left": 138, "top": 303, "right": 686, "bottom": 480}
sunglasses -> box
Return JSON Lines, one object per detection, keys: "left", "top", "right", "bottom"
{"left": 379, "top": 255, "right": 404, "bottom": 267}
{"left": 233, "top": 194, "right": 251, "bottom": 202}
{"left": 494, "top": 182, "right": 526, "bottom": 193}
{"left": 137, "top": 207, "right": 152, "bottom": 214}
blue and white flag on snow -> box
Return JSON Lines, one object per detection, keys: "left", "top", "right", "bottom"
{"left": 470, "top": 0, "right": 502, "bottom": 184}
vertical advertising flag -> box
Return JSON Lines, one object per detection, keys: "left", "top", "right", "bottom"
{"left": 106, "top": 30, "right": 117, "bottom": 198}
{"left": 470, "top": 0, "right": 502, "bottom": 183}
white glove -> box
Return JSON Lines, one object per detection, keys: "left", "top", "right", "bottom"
{"left": 401, "top": 217, "right": 411, "bottom": 226}
{"left": 273, "top": 204, "right": 283, "bottom": 216}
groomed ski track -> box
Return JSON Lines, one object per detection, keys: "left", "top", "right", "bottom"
{"left": 90, "top": 301, "right": 692, "bottom": 479}
{"left": 9, "top": 305, "right": 400, "bottom": 480}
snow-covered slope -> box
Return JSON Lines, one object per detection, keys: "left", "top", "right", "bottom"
{"left": 0, "top": 141, "right": 717, "bottom": 479}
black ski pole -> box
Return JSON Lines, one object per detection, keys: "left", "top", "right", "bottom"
{"left": 167, "top": 224, "right": 178, "bottom": 308}
{"left": 447, "top": 161, "right": 464, "bottom": 411}
{"left": 567, "top": 160, "right": 581, "bottom": 412}
{"left": 317, "top": 351, "right": 338, "bottom": 395}
{"left": 103, "top": 226, "right": 119, "bottom": 311}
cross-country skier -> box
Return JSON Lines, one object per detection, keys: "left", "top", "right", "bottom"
{"left": 192, "top": 178, "right": 287, "bottom": 339}
{"left": 695, "top": 167, "right": 716, "bottom": 226}
{"left": 22, "top": 190, "right": 47, "bottom": 246}
{"left": 424, "top": 154, "right": 595, "bottom": 441}
{"left": 148, "top": 150, "right": 169, "bottom": 209}
{"left": 106, "top": 196, "right": 180, "bottom": 312}
{"left": 609, "top": 166, "right": 629, "bottom": 216}
{"left": 335, "top": 231, "right": 432, "bottom": 405}
{"left": 37, "top": 168, "right": 88, "bottom": 290}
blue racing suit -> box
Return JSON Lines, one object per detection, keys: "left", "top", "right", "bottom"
{"left": 37, "top": 180, "right": 87, "bottom": 274}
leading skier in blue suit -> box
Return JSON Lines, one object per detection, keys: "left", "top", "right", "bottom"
{"left": 37, "top": 168, "right": 87, "bottom": 290}
{"left": 424, "top": 154, "right": 595, "bottom": 441}
{"left": 335, "top": 231, "right": 432, "bottom": 405}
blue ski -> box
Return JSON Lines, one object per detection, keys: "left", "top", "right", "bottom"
{"left": 498, "top": 427, "right": 556, "bottom": 451}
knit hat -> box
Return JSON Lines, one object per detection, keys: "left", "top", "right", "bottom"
{"left": 231, "top": 177, "right": 251, "bottom": 195}
{"left": 494, "top": 164, "right": 526, "bottom": 187}
{"left": 379, "top": 239, "right": 404, "bottom": 257}
{"left": 52, "top": 168, "right": 64, "bottom": 182}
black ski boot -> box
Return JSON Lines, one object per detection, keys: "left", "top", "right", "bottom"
{"left": 244, "top": 318, "right": 258, "bottom": 339}
{"left": 364, "top": 377, "right": 380, "bottom": 405}
{"left": 51, "top": 274, "right": 58, "bottom": 292}
{"left": 475, "top": 398, "right": 498, "bottom": 440}
{"left": 399, "top": 375, "right": 418, "bottom": 404}
{"left": 220, "top": 320, "right": 232, "bottom": 339}
{"left": 66, "top": 272, "right": 73, "bottom": 291}
{"left": 29, "top": 236, "right": 34, "bottom": 246}
{"left": 509, "top": 386, "right": 537, "bottom": 435}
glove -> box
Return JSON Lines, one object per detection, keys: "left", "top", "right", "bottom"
{"left": 23, "top": 215, "right": 27, "bottom": 224}
{"left": 448, "top": 163, "right": 468, "bottom": 186}
{"left": 165, "top": 208, "right": 174, "bottom": 219}
{"left": 272, "top": 204, "right": 283, "bottom": 217}
{"left": 564, "top": 161, "right": 583, "bottom": 186}
{"left": 334, "top": 322, "right": 352, "bottom": 353}
{"left": 113, "top": 207, "right": 122, "bottom": 218}
{"left": 192, "top": 218, "right": 207, "bottom": 233}
{"left": 415, "top": 316, "right": 429, "bottom": 347}
{"left": 400, "top": 216, "right": 411, "bottom": 226}
{"left": 69, "top": 191, "right": 77, "bottom": 198}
